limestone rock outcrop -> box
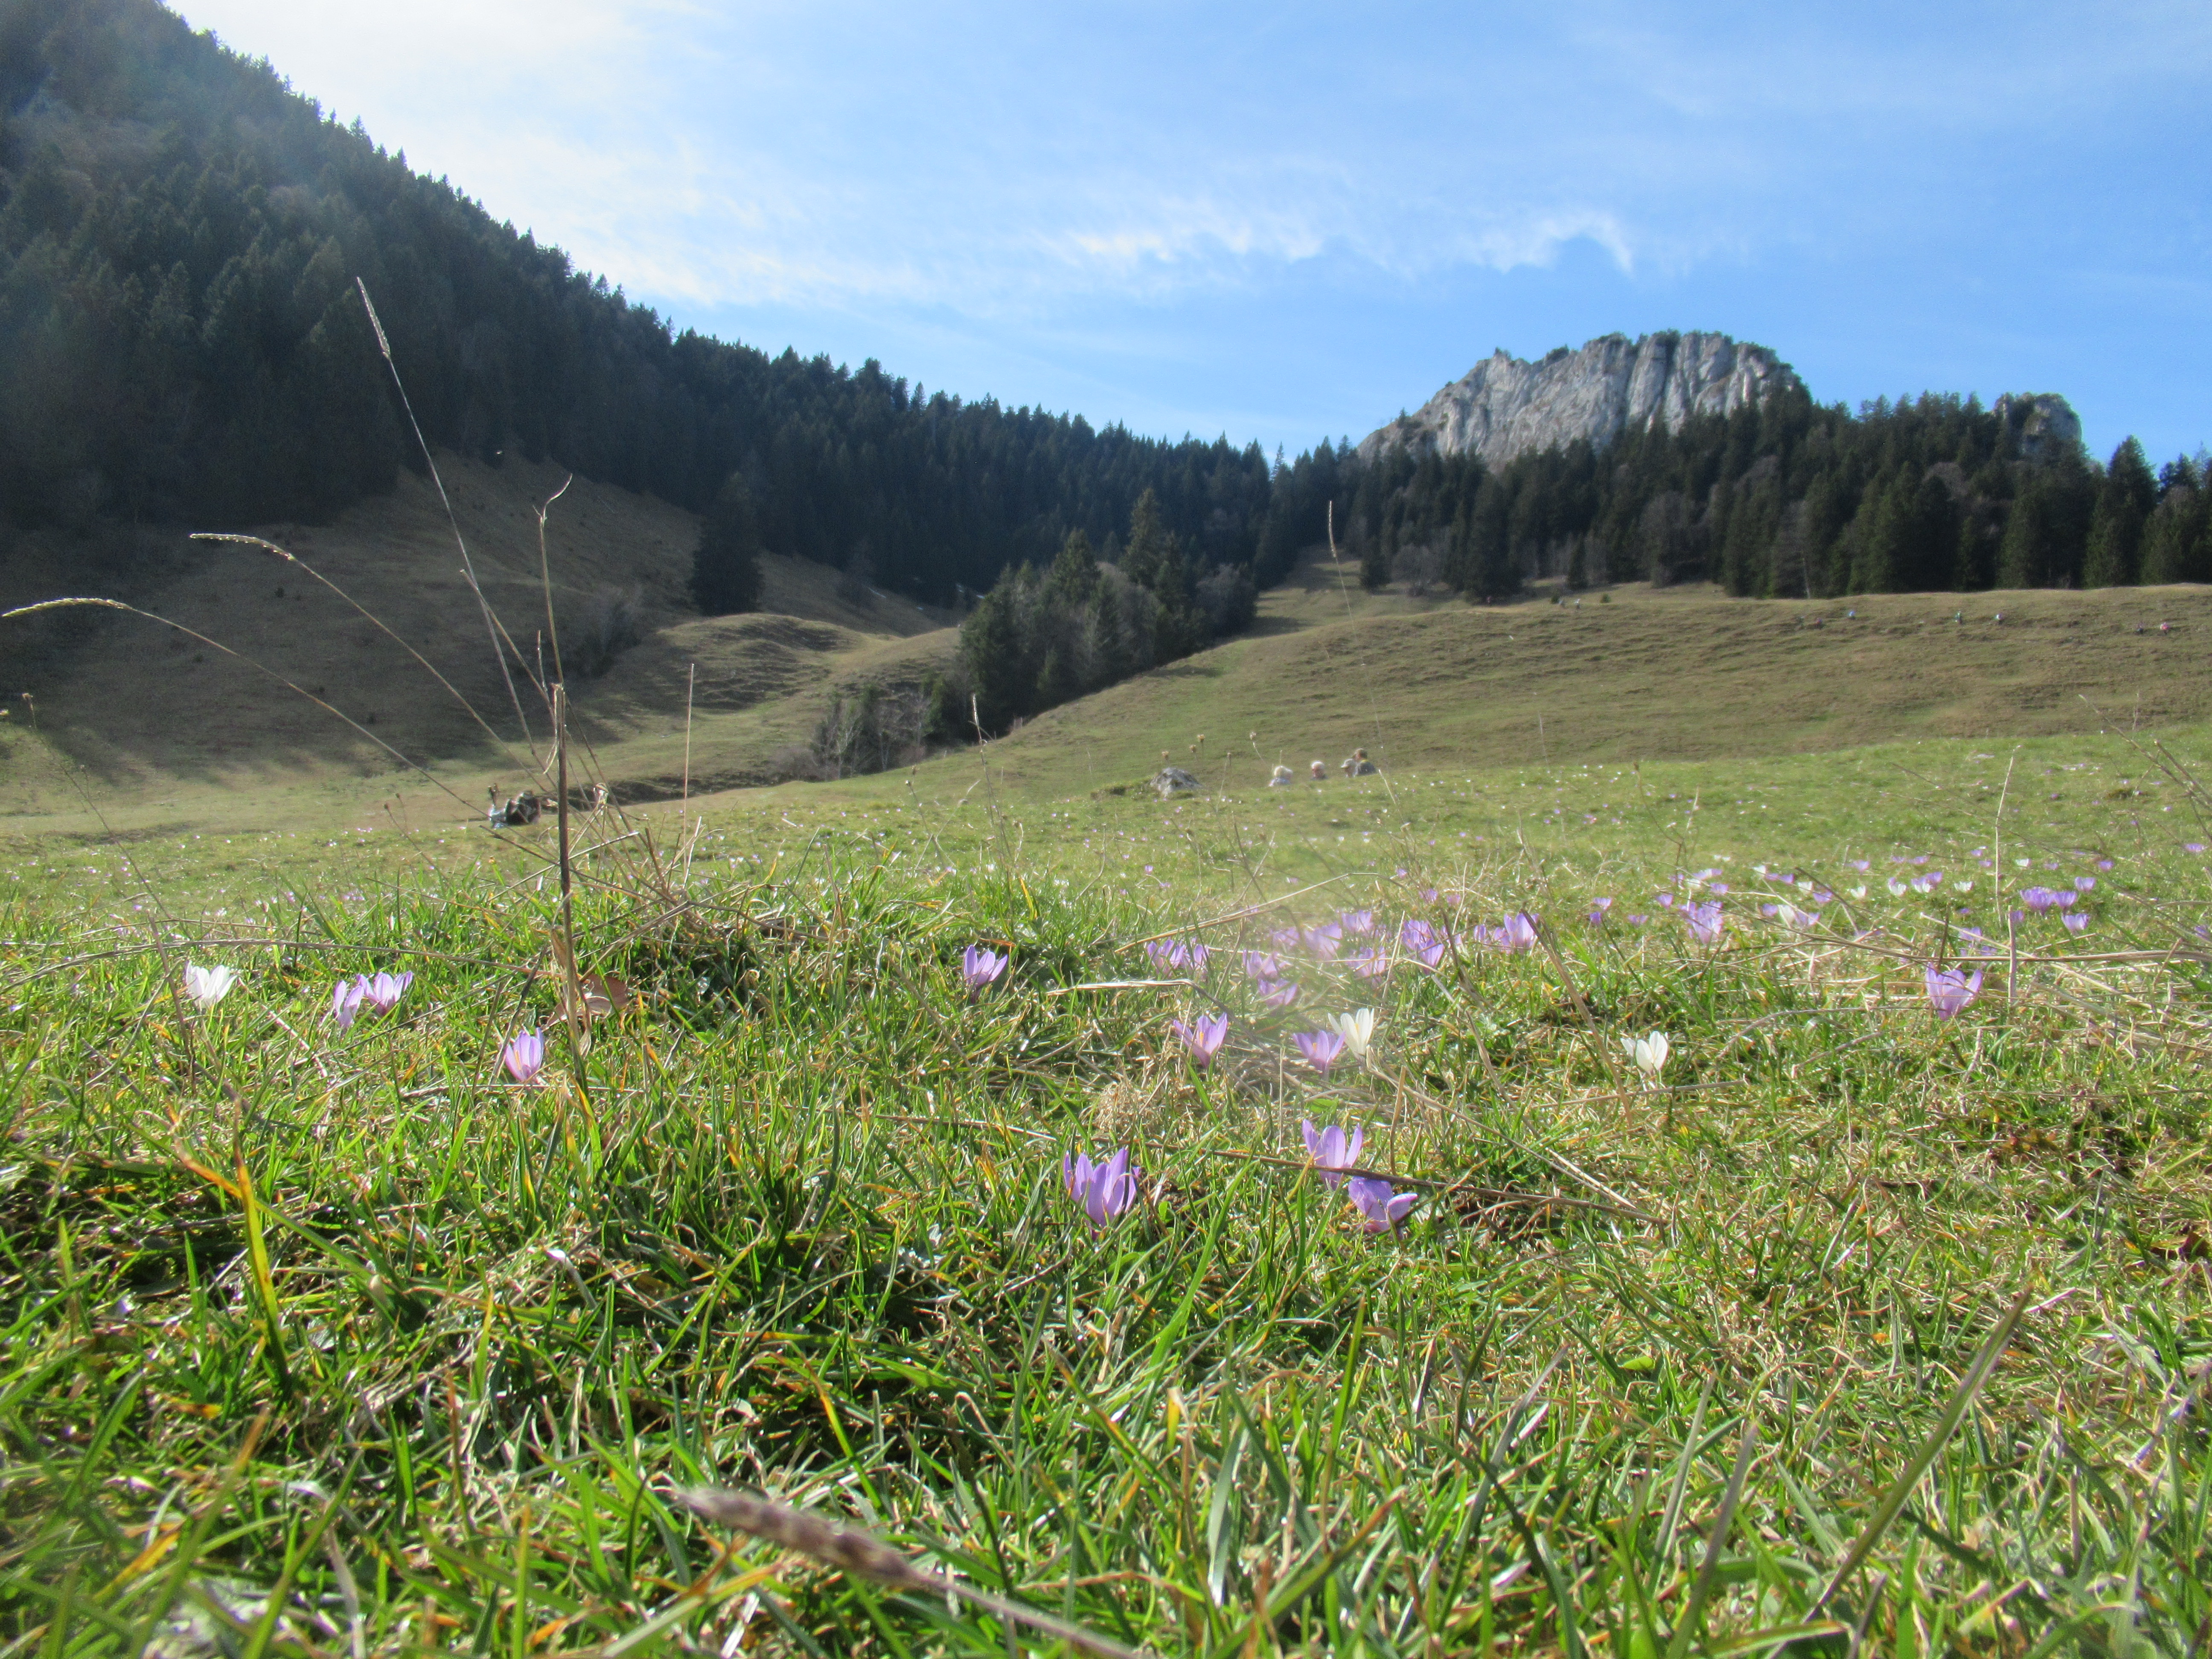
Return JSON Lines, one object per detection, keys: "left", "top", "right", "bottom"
{"left": 1991, "top": 393, "right": 2083, "bottom": 463}
{"left": 1357, "top": 332, "right": 1802, "bottom": 469}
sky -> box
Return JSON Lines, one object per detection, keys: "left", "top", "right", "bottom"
{"left": 170, "top": 0, "right": 2212, "bottom": 466}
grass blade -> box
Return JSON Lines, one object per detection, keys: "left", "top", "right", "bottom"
{"left": 1813, "top": 1284, "right": 2033, "bottom": 1614}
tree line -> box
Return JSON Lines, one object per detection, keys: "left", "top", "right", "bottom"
{"left": 1348, "top": 385, "right": 2210, "bottom": 601}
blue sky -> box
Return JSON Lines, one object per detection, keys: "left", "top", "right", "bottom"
{"left": 174, "top": 0, "right": 2212, "bottom": 466}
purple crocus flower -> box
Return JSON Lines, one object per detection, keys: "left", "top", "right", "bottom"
{"left": 1338, "top": 909, "right": 1377, "bottom": 936}
{"left": 2074, "top": 876, "right": 2096, "bottom": 892}
{"left": 2187, "top": 842, "right": 2207, "bottom": 854}
{"left": 1495, "top": 912, "right": 1539, "bottom": 953}
{"left": 1144, "top": 939, "right": 1186, "bottom": 973}
{"left": 1293, "top": 1029, "right": 1347, "bottom": 1074}
{"left": 1301, "top": 1118, "right": 1364, "bottom": 1188}
{"left": 1269, "top": 926, "right": 1304, "bottom": 952}
{"left": 2061, "top": 911, "right": 2089, "bottom": 934}
{"left": 2097, "top": 859, "right": 2115, "bottom": 870}
{"left": 502, "top": 1031, "right": 547, "bottom": 1084}
{"left": 962, "top": 944, "right": 1009, "bottom": 994}
{"left": 334, "top": 969, "right": 413, "bottom": 1030}
{"left": 1346, "top": 1176, "right": 1418, "bottom": 1234}
{"left": 1300, "top": 925, "right": 1343, "bottom": 961}
{"left": 1683, "top": 901, "right": 1725, "bottom": 946}
{"left": 1348, "top": 947, "right": 1390, "bottom": 979}
{"left": 361, "top": 971, "right": 412, "bottom": 1016}
{"left": 1181, "top": 941, "right": 1211, "bottom": 973}
{"left": 1242, "top": 951, "right": 1284, "bottom": 981}
{"left": 1171, "top": 1012, "right": 1230, "bottom": 1068}
{"left": 1255, "top": 977, "right": 1300, "bottom": 1009}
{"left": 2020, "top": 887, "right": 2063, "bottom": 912}
{"left": 1848, "top": 860, "right": 1871, "bottom": 872}
{"left": 332, "top": 977, "right": 367, "bottom": 1032}
{"left": 1063, "top": 1146, "right": 1138, "bottom": 1230}
{"left": 1400, "top": 919, "right": 1447, "bottom": 968}
{"left": 1924, "top": 966, "right": 1983, "bottom": 1019}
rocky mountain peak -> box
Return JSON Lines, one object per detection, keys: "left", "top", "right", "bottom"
{"left": 1357, "top": 331, "right": 1802, "bottom": 469}
{"left": 1991, "top": 393, "right": 2083, "bottom": 462}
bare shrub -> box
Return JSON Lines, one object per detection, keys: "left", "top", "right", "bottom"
{"left": 810, "top": 680, "right": 928, "bottom": 779}
{"left": 1391, "top": 537, "right": 1446, "bottom": 595}
{"left": 1193, "top": 562, "right": 1256, "bottom": 634}
{"left": 767, "top": 743, "right": 827, "bottom": 783}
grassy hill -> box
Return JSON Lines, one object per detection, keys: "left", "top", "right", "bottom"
{"left": 963, "top": 558, "right": 2212, "bottom": 800}
{"left": 3, "top": 475, "right": 2210, "bottom": 846}
{"left": 0, "top": 451, "right": 958, "bottom": 824}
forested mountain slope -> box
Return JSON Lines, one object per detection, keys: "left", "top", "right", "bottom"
{"left": 1348, "top": 374, "right": 2209, "bottom": 602}
{"left": 0, "top": 0, "right": 1309, "bottom": 603}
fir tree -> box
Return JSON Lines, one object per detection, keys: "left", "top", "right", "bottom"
{"left": 691, "top": 473, "right": 764, "bottom": 615}
{"left": 2084, "top": 437, "right": 2157, "bottom": 586}
{"left": 1998, "top": 479, "right": 2058, "bottom": 590}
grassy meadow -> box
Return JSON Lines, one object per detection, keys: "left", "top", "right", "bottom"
{"left": 7, "top": 495, "right": 2212, "bottom": 1655}
{"left": 5, "top": 701, "right": 2212, "bottom": 1656}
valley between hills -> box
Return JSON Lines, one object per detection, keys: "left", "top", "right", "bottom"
{"left": 3, "top": 444, "right": 2209, "bottom": 851}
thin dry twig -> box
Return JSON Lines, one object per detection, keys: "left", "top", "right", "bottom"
{"left": 678, "top": 1487, "right": 1148, "bottom": 1659}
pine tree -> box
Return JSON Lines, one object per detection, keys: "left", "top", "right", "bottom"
{"left": 1121, "top": 488, "right": 1168, "bottom": 589}
{"left": 1849, "top": 468, "right": 1910, "bottom": 592}
{"left": 1997, "top": 479, "right": 2055, "bottom": 590}
{"left": 1359, "top": 530, "right": 1390, "bottom": 591}
{"left": 1905, "top": 472, "right": 1960, "bottom": 591}
{"left": 2140, "top": 486, "right": 2210, "bottom": 585}
{"left": 691, "top": 473, "right": 764, "bottom": 615}
{"left": 959, "top": 577, "right": 1028, "bottom": 732}
{"left": 2084, "top": 437, "right": 2156, "bottom": 586}
{"left": 1465, "top": 476, "right": 1517, "bottom": 598}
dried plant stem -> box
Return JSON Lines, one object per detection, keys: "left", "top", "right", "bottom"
{"left": 355, "top": 278, "right": 535, "bottom": 750}
{"left": 1324, "top": 499, "right": 1397, "bottom": 809}
{"left": 682, "top": 661, "right": 696, "bottom": 806}
{"left": 1994, "top": 750, "right": 2018, "bottom": 1011}
{"left": 679, "top": 1487, "right": 1147, "bottom": 1659}
{"left": 536, "top": 477, "right": 572, "bottom": 692}
{"left": 554, "top": 683, "right": 579, "bottom": 1038}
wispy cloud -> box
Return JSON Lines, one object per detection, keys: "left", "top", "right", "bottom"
{"left": 167, "top": 0, "right": 2212, "bottom": 456}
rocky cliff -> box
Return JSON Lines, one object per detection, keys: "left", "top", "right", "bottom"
{"left": 1991, "top": 393, "right": 2083, "bottom": 462}
{"left": 1357, "top": 331, "right": 1802, "bottom": 468}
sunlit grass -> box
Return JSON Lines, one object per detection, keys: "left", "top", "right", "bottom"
{"left": 3, "top": 748, "right": 2211, "bottom": 1656}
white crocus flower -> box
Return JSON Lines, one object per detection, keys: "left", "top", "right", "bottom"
{"left": 1327, "top": 1008, "right": 1377, "bottom": 1061}
{"left": 183, "top": 964, "right": 238, "bottom": 1010}
{"left": 1621, "top": 1030, "right": 1670, "bottom": 1083}
{"left": 1848, "top": 885, "right": 1869, "bottom": 900}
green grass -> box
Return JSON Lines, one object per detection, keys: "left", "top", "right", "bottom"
{"left": 5, "top": 728, "right": 2212, "bottom": 1656}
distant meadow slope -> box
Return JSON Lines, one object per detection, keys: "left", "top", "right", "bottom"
{"left": 2, "top": 655, "right": 2210, "bottom": 1655}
